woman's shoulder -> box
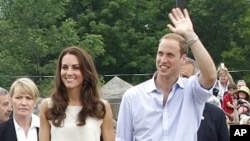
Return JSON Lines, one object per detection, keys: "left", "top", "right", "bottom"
{"left": 100, "top": 99, "right": 112, "bottom": 108}
{"left": 100, "top": 99, "right": 111, "bottom": 106}
{"left": 100, "top": 98, "right": 107, "bottom": 103}
{"left": 40, "top": 97, "right": 53, "bottom": 109}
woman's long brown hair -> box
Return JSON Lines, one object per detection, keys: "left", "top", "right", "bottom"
{"left": 46, "top": 46, "right": 106, "bottom": 127}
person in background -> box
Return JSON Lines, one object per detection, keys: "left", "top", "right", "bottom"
{"left": 0, "top": 78, "right": 40, "bottom": 141}
{"left": 235, "top": 86, "right": 250, "bottom": 124}
{"left": 33, "top": 97, "right": 44, "bottom": 116}
{"left": 39, "top": 46, "right": 115, "bottom": 141}
{"left": 216, "top": 64, "right": 234, "bottom": 102}
{"left": 236, "top": 79, "right": 247, "bottom": 90}
{"left": 0, "top": 87, "right": 12, "bottom": 123}
{"left": 235, "top": 79, "right": 248, "bottom": 123}
{"left": 181, "top": 57, "right": 229, "bottom": 141}
{"left": 207, "top": 96, "right": 221, "bottom": 108}
{"left": 222, "top": 83, "right": 238, "bottom": 124}
{"left": 116, "top": 8, "right": 217, "bottom": 141}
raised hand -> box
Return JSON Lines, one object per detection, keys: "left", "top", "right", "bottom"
{"left": 167, "top": 8, "right": 195, "bottom": 40}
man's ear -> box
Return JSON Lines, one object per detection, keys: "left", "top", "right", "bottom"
{"left": 181, "top": 54, "right": 187, "bottom": 65}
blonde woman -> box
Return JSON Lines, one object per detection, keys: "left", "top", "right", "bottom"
{"left": 215, "top": 65, "right": 234, "bottom": 102}
{"left": 0, "top": 78, "right": 40, "bottom": 141}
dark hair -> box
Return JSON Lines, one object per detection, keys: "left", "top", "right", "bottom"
{"left": 46, "top": 46, "right": 106, "bottom": 127}
{"left": 227, "top": 83, "right": 237, "bottom": 90}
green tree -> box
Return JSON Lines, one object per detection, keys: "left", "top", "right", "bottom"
{"left": 0, "top": 0, "right": 105, "bottom": 96}
{"left": 63, "top": 0, "right": 176, "bottom": 84}
{"left": 188, "top": 0, "right": 250, "bottom": 83}
{"left": 1, "top": 0, "right": 250, "bottom": 92}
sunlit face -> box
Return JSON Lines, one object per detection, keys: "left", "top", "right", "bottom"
{"left": 156, "top": 39, "right": 185, "bottom": 78}
{"left": 0, "top": 95, "right": 12, "bottom": 123}
{"left": 219, "top": 71, "right": 228, "bottom": 83}
{"left": 61, "top": 54, "right": 84, "bottom": 90}
{"left": 11, "top": 92, "right": 35, "bottom": 117}
{"left": 180, "top": 63, "right": 195, "bottom": 78}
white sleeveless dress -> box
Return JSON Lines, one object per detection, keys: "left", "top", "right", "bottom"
{"left": 47, "top": 98, "right": 103, "bottom": 141}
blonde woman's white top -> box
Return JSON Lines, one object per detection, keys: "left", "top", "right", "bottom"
{"left": 14, "top": 114, "right": 40, "bottom": 141}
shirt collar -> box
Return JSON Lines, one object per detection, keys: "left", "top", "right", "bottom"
{"left": 145, "top": 72, "right": 185, "bottom": 93}
{"left": 13, "top": 113, "right": 40, "bottom": 131}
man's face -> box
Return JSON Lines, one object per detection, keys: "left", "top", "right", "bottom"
{"left": 0, "top": 95, "right": 12, "bottom": 123}
{"left": 180, "top": 63, "right": 195, "bottom": 78}
{"left": 156, "top": 39, "right": 185, "bottom": 78}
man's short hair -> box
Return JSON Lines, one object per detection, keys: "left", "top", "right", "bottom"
{"left": 159, "top": 33, "right": 189, "bottom": 56}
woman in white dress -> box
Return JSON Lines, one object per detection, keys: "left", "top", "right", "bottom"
{"left": 39, "top": 46, "right": 115, "bottom": 141}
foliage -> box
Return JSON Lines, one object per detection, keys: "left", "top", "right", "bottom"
{"left": 0, "top": 0, "right": 105, "bottom": 95}
{"left": 0, "top": 0, "right": 250, "bottom": 96}
{"left": 189, "top": 0, "right": 250, "bottom": 84}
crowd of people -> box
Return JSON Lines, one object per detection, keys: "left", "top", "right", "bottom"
{"left": 0, "top": 7, "right": 249, "bottom": 141}
{"left": 220, "top": 77, "right": 250, "bottom": 125}
{"left": 212, "top": 62, "right": 250, "bottom": 126}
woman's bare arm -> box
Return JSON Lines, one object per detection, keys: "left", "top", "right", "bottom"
{"left": 39, "top": 99, "right": 51, "bottom": 141}
{"left": 101, "top": 100, "right": 115, "bottom": 141}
